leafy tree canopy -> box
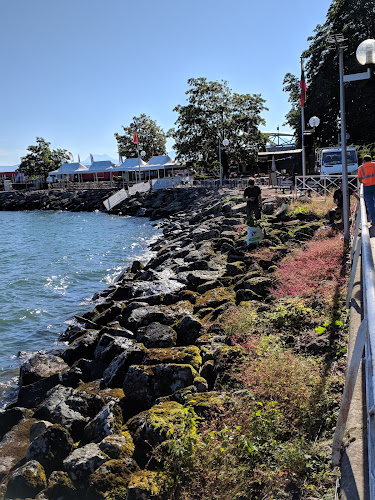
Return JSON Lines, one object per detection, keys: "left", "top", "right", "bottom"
{"left": 114, "top": 113, "right": 167, "bottom": 160}
{"left": 168, "top": 78, "right": 267, "bottom": 169}
{"left": 19, "top": 137, "right": 69, "bottom": 179}
{"left": 284, "top": 0, "right": 375, "bottom": 148}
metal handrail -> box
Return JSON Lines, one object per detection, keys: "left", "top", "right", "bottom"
{"left": 332, "top": 184, "right": 375, "bottom": 498}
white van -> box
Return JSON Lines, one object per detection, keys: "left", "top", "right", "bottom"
{"left": 320, "top": 147, "right": 358, "bottom": 177}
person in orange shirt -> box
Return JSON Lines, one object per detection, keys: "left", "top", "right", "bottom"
{"left": 358, "top": 155, "right": 375, "bottom": 224}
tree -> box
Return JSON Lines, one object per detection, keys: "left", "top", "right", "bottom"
{"left": 168, "top": 78, "right": 267, "bottom": 171}
{"left": 284, "top": 0, "right": 375, "bottom": 148}
{"left": 19, "top": 137, "right": 69, "bottom": 179}
{"left": 114, "top": 114, "right": 167, "bottom": 159}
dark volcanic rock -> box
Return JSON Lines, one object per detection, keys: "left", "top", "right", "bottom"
{"left": 102, "top": 343, "right": 147, "bottom": 388}
{"left": 5, "top": 460, "right": 47, "bottom": 499}
{"left": 123, "top": 363, "right": 198, "bottom": 410}
{"left": 19, "top": 353, "right": 69, "bottom": 386}
{"left": 26, "top": 424, "right": 75, "bottom": 475}
{"left": 15, "top": 367, "right": 83, "bottom": 409}
{"left": 174, "top": 315, "right": 203, "bottom": 346}
{"left": 136, "top": 322, "right": 177, "bottom": 348}
{"left": 34, "top": 385, "right": 103, "bottom": 440}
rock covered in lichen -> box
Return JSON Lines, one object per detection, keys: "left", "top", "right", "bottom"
{"left": 5, "top": 460, "right": 47, "bottom": 499}
{"left": 82, "top": 401, "right": 123, "bottom": 444}
{"left": 63, "top": 443, "right": 109, "bottom": 488}
{"left": 127, "top": 401, "right": 187, "bottom": 466}
{"left": 26, "top": 424, "right": 74, "bottom": 475}
{"left": 88, "top": 458, "right": 139, "bottom": 500}
{"left": 98, "top": 431, "right": 135, "bottom": 460}
{"left": 126, "top": 470, "right": 165, "bottom": 499}
{"left": 123, "top": 364, "right": 198, "bottom": 410}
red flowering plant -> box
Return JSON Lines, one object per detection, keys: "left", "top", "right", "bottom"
{"left": 272, "top": 235, "right": 346, "bottom": 309}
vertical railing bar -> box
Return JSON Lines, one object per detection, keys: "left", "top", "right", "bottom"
{"left": 346, "top": 238, "right": 362, "bottom": 309}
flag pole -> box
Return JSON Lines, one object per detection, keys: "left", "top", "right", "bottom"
{"left": 134, "top": 124, "right": 141, "bottom": 184}
{"left": 300, "top": 57, "right": 307, "bottom": 187}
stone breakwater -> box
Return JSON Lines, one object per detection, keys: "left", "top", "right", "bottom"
{"left": 0, "top": 188, "right": 322, "bottom": 499}
{"left": 0, "top": 187, "right": 225, "bottom": 220}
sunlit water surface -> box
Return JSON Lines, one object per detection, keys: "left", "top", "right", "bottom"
{"left": 0, "top": 210, "right": 160, "bottom": 407}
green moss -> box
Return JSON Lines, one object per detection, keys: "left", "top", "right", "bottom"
{"left": 186, "top": 391, "right": 228, "bottom": 414}
{"left": 127, "top": 470, "right": 166, "bottom": 497}
{"left": 128, "top": 401, "right": 187, "bottom": 442}
{"left": 88, "top": 459, "right": 135, "bottom": 500}
{"left": 22, "top": 463, "right": 47, "bottom": 489}
{"left": 144, "top": 346, "right": 202, "bottom": 371}
{"left": 195, "top": 287, "right": 235, "bottom": 310}
{"left": 102, "top": 430, "right": 135, "bottom": 459}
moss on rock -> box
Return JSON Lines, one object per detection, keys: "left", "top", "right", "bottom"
{"left": 127, "top": 470, "right": 166, "bottom": 499}
{"left": 144, "top": 346, "right": 202, "bottom": 371}
{"left": 88, "top": 458, "right": 138, "bottom": 500}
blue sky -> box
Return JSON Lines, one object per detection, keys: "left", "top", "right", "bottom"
{"left": 0, "top": 0, "right": 332, "bottom": 165}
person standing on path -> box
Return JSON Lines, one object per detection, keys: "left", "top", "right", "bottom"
{"left": 243, "top": 177, "right": 262, "bottom": 220}
{"left": 358, "top": 155, "right": 375, "bottom": 224}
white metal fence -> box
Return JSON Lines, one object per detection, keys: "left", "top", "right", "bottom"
{"left": 294, "top": 175, "right": 359, "bottom": 198}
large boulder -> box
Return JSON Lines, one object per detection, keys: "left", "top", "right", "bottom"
{"left": 0, "top": 407, "right": 33, "bottom": 440}
{"left": 174, "top": 315, "right": 203, "bottom": 346}
{"left": 5, "top": 460, "right": 47, "bottom": 499}
{"left": 94, "top": 334, "right": 135, "bottom": 363}
{"left": 63, "top": 443, "right": 109, "bottom": 488}
{"left": 82, "top": 401, "right": 123, "bottom": 444}
{"left": 61, "top": 330, "right": 100, "bottom": 365}
{"left": 127, "top": 401, "right": 187, "bottom": 466}
{"left": 126, "top": 470, "right": 164, "bottom": 499}
{"left": 101, "top": 343, "right": 147, "bottom": 388}
{"left": 43, "top": 470, "right": 77, "bottom": 500}
{"left": 143, "top": 346, "right": 202, "bottom": 371}
{"left": 98, "top": 431, "right": 135, "bottom": 460}
{"left": 88, "top": 458, "right": 139, "bottom": 500}
{"left": 26, "top": 424, "right": 75, "bottom": 475}
{"left": 136, "top": 322, "right": 177, "bottom": 348}
{"left": 34, "top": 385, "right": 103, "bottom": 440}
{"left": 15, "top": 367, "right": 83, "bottom": 409}
{"left": 19, "top": 353, "right": 69, "bottom": 386}
{"left": 124, "top": 302, "right": 193, "bottom": 331}
{"left": 123, "top": 364, "right": 198, "bottom": 410}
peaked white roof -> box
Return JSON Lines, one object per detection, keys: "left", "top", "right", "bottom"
{"left": 56, "top": 162, "right": 90, "bottom": 174}
{"left": 111, "top": 158, "right": 147, "bottom": 172}
{"left": 146, "top": 155, "right": 176, "bottom": 167}
{"left": 87, "top": 160, "right": 115, "bottom": 172}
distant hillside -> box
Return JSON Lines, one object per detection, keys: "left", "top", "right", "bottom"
{"left": 81, "top": 154, "right": 117, "bottom": 165}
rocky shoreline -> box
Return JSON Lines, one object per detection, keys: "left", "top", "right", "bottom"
{"left": 0, "top": 187, "right": 323, "bottom": 499}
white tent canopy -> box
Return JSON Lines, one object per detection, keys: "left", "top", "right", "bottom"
{"left": 146, "top": 155, "right": 179, "bottom": 168}
{"left": 111, "top": 158, "right": 147, "bottom": 172}
{"left": 87, "top": 160, "right": 115, "bottom": 173}
{"left": 55, "top": 162, "right": 89, "bottom": 174}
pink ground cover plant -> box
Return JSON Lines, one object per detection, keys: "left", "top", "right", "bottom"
{"left": 272, "top": 234, "right": 346, "bottom": 306}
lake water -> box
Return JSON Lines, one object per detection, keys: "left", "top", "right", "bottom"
{"left": 0, "top": 210, "right": 160, "bottom": 407}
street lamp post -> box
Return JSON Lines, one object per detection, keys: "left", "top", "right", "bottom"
{"left": 219, "top": 137, "right": 229, "bottom": 189}
{"left": 329, "top": 35, "right": 373, "bottom": 244}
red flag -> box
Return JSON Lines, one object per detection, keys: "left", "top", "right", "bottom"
{"left": 300, "top": 61, "right": 307, "bottom": 107}
{"left": 133, "top": 132, "right": 138, "bottom": 144}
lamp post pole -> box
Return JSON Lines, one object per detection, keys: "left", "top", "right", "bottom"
{"left": 329, "top": 35, "right": 374, "bottom": 244}
{"left": 218, "top": 137, "right": 222, "bottom": 189}
{"left": 338, "top": 43, "right": 350, "bottom": 244}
